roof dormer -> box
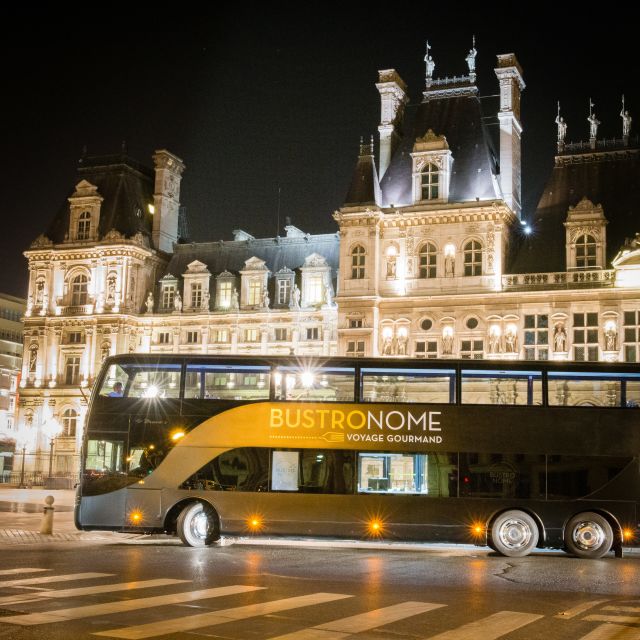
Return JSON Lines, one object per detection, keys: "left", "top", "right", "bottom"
{"left": 68, "top": 180, "right": 103, "bottom": 243}
{"left": 410, "top": 130, "right": 453, "bottom": 205}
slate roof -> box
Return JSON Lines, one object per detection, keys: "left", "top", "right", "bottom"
{"left": 165, "top": 233, "right": 340, "bottom": 282}
{"left": 379, "top": 96, "right": 500, "bottom": 207}
{"left": 510, "top": 145, "right": 640, "bottom": 273}
{"left": 344, "top": 144, "right": 381, "bottom": 207}
{"left": 44, "top": 154, "right": 155, "bottom": 244}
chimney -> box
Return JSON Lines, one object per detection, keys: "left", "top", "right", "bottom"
{"left": 376, "top": 69, "right": 408, "bottom": 178}
{"left": 494, "top": 54, "right": 525, "bottom": 219}
{"left": 152, "top": 149, "right": 185, "bottom": 253}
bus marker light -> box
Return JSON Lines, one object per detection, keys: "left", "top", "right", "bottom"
{"left": 246, "top": 515, "right": 264, "bottom": 532}
{"left": 471, "top": 523, "right": 485, "bottom": 537}
{"left": 129, "top": 511, "right": 143, "bottom": 525}
{"left": 622, "top": 528, "right": 634, "bottom": 542}
{"left": 171, "top": 430, "right": 185, "bottom": 441}
{"left": 368, "top": 519, "right": 384, "bottom": 536}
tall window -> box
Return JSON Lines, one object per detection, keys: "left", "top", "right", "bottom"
{"left": 576, "top": 234, "right": 597, "bottom": 268}
{"left": 460, "top": 339, "right": 483, "bottom": 359}
{"left": 64, "top": 356, "right": 81, "bottom": 385}
{"left": 191, "top": 283, "right": 202, "bottom": 308}
{"left": 248, "top": 281, "right": 262, "bottom": 306}
{"left": 573, "top": 312, "right": 599, "bottom": 361}
{"left": 346, "top": 340, "right": 365, "bottom": 357}
{"left": 419, "top": 242, "right": 437, "bottom": 278}
{"left": 306, "top": 275, "right": 323, "bottom": 304}
{"left": 523, "top": 314, "right": 549, "bottom": 360}
{"left": 463, "top": 241, "right": 482, "bottom": 276}
{"left": 162, "top": 285, "right": 175, "bottom": 309}
{"left": 420, "top": 163, "right": 439, "bottom": 200}
{"left": 77, "top": 212, "right": 91, "bottom": 240}
{"left": 218, "top": 281, "right": 232, "bottom": 308}
{"left": 623, "top": 310, "right": 640, "bottom": 362}
{"left": 351, "top": 245, "right": 365, "bottom": 279}
{"left": 62, "top": 408, "right": 78, "bottom": 437}
{"left": 70, "top": 274, "right": 88, "bottom": 305}
{"left": 277, "top": 279, "right": 291, "bottom": 305}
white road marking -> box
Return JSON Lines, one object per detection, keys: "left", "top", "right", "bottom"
{"left": 555, "top": 600, "right": 609, "bottom": 619}
{"left": 602, "top": 606, "right": 640, "bottom": 613}
{"left": 585, "top": 615, "right": 640, "bottom": 624}
{"left": 0, "top": 572, "right": 111, "bottom": 587}
{"left": 578, "top": 623, "right": 640, "bottom": 639}
{"left": 0, "top": 578, "right": 189, "bottom": 606}
{"left": 3, "top": 584, "right": 263, "bottom": 626}
{"left": 267, "top": 601, "right": 445, "bottom": 640}
{"left": 424, "top": 611, "right": 544, "bottom": 640}
{"left": 95, "top": 592, "right": 353, "bottom": 639}
{"left": 0, "top": 568, "right": 48, "bottom": 576}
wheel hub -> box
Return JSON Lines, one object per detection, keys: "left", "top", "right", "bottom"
{"left": 573, "top": 521, "right": 605, "bottom": 550}
{"left": 499, "top": 518, "right": 532, "bottom": 549}
{"left": 191, "top": 511, "right": 209, "bottom": 539}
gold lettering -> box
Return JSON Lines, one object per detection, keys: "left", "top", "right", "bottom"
{"left": 271, "top": 408, "right": 283, "bottom": 428}
{"left": 346, "top": 410, "right": 366, "bottom": 430}
{"left": 286, "top": 409, "right": 300, "bottom": 428}
{"left": 302, "top": 409, "right": 314, "bottom": 428}
{"left": 331, "top": 410, "right": 345, "bottom": 430}
{"left": 429, "top": 411, "right": 441, "bottom": 431}
{"left": 317, "top": 410, "right": 330, "bottom": 429}
{"left": 385, "top": 411, "right": 405, "bottom": 431}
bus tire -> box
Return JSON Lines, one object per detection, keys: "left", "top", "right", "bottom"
{"left": 490, "top": 510, "right": 539, "bottom": 558}
{"left": 177, "top": 502, "right": 219, "bottom": 547}
{"left": 564, "top": 512, "right": 613, "bottom": 559}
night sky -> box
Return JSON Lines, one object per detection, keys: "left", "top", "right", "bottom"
{"left": 2, "top": 7, "right": 638, "bottom": 297}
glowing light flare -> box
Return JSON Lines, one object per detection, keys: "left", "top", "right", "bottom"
{"left": 301, "top": 371, "right": 315, "bottom": 388}
{"left": 143, "top": 385, "right": 159, "bottom": 398}
{"left": 471, "top": 522, "right": 486, "bottom": 537}
{"left": 245, "top": 513, "right": 265, "bottom": 533}
{"left": 444, "top": 243, "right": 456, "bottom": 258}
{"left": 129, "top": 510, "right": 144, "bottom": 525}
{"left": 170, "top": 430, "right": 185, "bottom": 442}
{"left": 622, "top": 528, "right": 635, "bottom": 542}
{"left": 382, "top": 326, "right": 393, "bottom": 339}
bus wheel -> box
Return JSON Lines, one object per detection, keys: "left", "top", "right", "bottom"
{"left": 490, "top": 510, "right": 539, "bottom": 558}
{"left": 177, "top": 502, "right": 219, "bottom": 547}
{"left": 564, "top": 512, "right": 613, "bottom": 559}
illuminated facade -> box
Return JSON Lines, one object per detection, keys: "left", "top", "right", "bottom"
{"left": 15, "top": 45, "right": 640, "bottom": 477}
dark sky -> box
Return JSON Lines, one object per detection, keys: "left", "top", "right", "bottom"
{"left": 2, "top": 7, "right": 638, "bottom": 297}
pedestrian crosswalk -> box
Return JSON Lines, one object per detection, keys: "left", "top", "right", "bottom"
{"left": 0, "top": 566, "right": 638, "bottom": 639}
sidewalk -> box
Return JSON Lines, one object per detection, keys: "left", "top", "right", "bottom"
{"left": 0, "top": 487, "right": 137, "bottom": 545}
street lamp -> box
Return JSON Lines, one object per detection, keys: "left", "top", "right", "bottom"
{"left": 14, "top": 429, "right": 30, "bottom": 488}
{"left": 42, "top": 418, "right": 62, "bottom": 480}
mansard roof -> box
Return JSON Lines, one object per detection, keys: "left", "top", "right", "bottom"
{"left": 510, "top": 144, "right": 640, "bottom": 273}
{"left": 44, "top": 153, "right": 154, "bottom": 244}
{"left": 165, "top": 233, "right": 340, "bottom": 281}
{"left": 379, "top": 96, "right": 499, "bottom": 207}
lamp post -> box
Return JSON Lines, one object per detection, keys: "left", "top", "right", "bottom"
{"left": 14, "top": 430, "right": 30, "bottom": 488}
{"left": 42, "top": 418, "right": 62, "bottom": 481}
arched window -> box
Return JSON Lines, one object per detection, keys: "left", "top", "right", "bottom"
{"left": 463, "top": 240, "right": 482, "bottom": 276}
{"left": 576, "top": 234, "right": 597, "bottom": 268}
{"left": 351, "top": 245, "right": 366, "bottom": 279}
{"left": 71, "top": 274, "right": 88, "bottom": 305}
{"left": 62, "top": 408, "right": 78, "bottom": 438}
{"left": 419, "top": 242, "right": 437, "bottom": 278}
{"left": 421, "top": 164, "right": 439, "bottom": 200}
{"left": 77, "top": 212, "right": 91, "bottom": 240}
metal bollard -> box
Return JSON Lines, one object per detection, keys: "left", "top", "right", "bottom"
{"left": 39, "top": 495, "right": 55, "bottom": 535}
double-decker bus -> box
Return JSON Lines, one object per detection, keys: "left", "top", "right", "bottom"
{"left": 75, "top": 354, "right": 640, "bottom": 559}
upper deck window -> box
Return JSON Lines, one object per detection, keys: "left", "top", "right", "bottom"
{"left": 361, "top": 368, "right": 455, "bottom": 404}
{"left": 185, "top": 364, "right": 270, "bottom": 400}
{"left": 274, "top": 366, "right": 355, "bottom": 402}
{"left": 98, "top": 363, "right": 181, "bottom": 399}
{"left": 461, "top": 369, "right": 542, "bottom": 406}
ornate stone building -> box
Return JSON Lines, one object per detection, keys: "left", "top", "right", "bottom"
{"left": 15, "top": 44, "right": 640, "bottom": 478}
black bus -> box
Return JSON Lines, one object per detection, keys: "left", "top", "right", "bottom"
{"left": 75, "top": 354, "right": 640, "bottom": 559}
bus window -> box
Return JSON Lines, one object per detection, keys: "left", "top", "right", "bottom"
{"left": 459, "top": 453, "right": 545, "bottom": 499}
{"left": 547, "top": 372, "right": 626, "bottom": 406}
{"left": 547, "top": 455, "right": 633, "bottom": 498}
{"left": 628, "top": 379, "right": 640, "bottom": 407}
{"left": 270, "top": 449, "right": 355, "bottom": 494}
{"left": 461, "top": 370, "right": 542, "bottom": 405}
{"left": 180, "top": 448, "right": 269, "bottom": 491}
{"left": 361, "top": 368, "right": 454, "bottom": 404}
{"left": 357, "top": 452, "right": 457, "bottom": 496}
{"left": 185, "top": 364, "right": 270, "bottom": 400}
{"left": 98, "top": 364, "right": 129, "bottom": 397}
{"left": 125, "top": 364, "right": 181, "bottom": 399}
{"left": 274, "top": 367, "right": 355, "bottom": 402}
{"left": 82, "top": 435, "right": 129, "bottom": 496}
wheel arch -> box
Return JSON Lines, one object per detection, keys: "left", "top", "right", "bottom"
{"left": 164, "top": 497, "right": 221, "bottom": 535}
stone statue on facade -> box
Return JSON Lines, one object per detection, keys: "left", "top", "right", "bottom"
{"left": 262, "top": 289, "right": 270, "bottom": 309}
{"left": 397, "top": 333, "right": 408, "bottom": 356}
{"left": 465, "top": 36, "right": 477, "bottom": 75}
{"left": 202, "top": 290, "right": 210, "bottom": 310}
{"left": 445, "top": 254, "right": 455, "bottom": 277}
{"left": 621, "top": 96, "right": 632, "bottom": 138}
{"left": 555, "top": 115, "right": 567, "bottom": 143}
{"left": 323, "top": 284, "right": 333, "bottom": 307}
{"left": 504, "top": 329, "right": 517, "bottom": 353}
{"left": 488, "top": 330, "right": 501, "bottom": 354}
{"left": 290, "top": 284, "right": 301, "bottom": 309}
{"left": 230, "top": 288, "right": 239, "bottom": 311}
{"left": 553, "top": 324, "right": 567, "bottom": 352}
{"left": 588, "top": 100, "right": 600, "bottom": 139}
{"left": 424, "top": 41, "right": 435, "bottom": 80}
{"left": 605, "top": 326, "right": 617, "bottom": 351}
{"left": 174, "top": 291, "right": 182, "bottom": 312}
{"left": 145, "top": 292, "right": 154, "bottom": 313}
{"left": 382, "top": 335, "right": 393, "bottom": 356}
{"left": 441, "top": 332, "right": 453, "bottom": 355}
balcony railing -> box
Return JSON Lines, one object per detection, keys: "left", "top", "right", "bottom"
{"left": 502, "top": 269, "right": 615, "bottom": 291}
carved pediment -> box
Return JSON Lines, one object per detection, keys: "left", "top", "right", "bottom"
{"left": 130, "top": 231, "right": 149, "bottom": 247}
{"left": 30, "top": 234, "right": 53, "bottom": 249}
{"left": 275, "top": 266, "right": 295, "bottom": 276}
{"left": 243, "top": 256, "right": 268, "bottom": 271}
{"left": 159, "top": 273, "right": 178, "bottom": 283}
{"left": 413, "top": 129, "right": 449, "bottom": 152}
{"left": 566, "top": 196, "right": 606, "bottom": 223}
{"left": 103, "top": 228, "right": 125, "bottom": 242}
{"left": 303, "top": 253, "right": 328, "bottom": 268}
{"left": 216, "top": 270, "right": 235, "bottom": 279}
{"left": 71, "top": 180, "right": 101, "bottom": 198}
{"left": 184, "top": 259, "right": 211, "bottom": 274}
